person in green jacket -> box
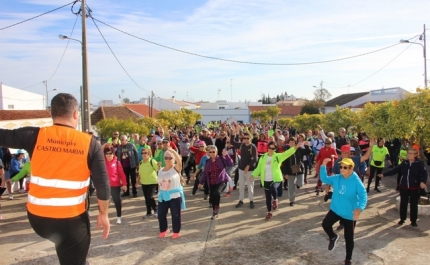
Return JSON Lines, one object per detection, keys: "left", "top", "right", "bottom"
{"left": 137, "top": 148, "right": 159, "bottom": 218}
{"left": 11, "top": 161, "right": 31, "bottom": 183}
{"left": 250, "top": 140, "right": 303, "bottom": 220}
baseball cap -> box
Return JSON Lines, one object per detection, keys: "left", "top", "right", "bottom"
{"left": 282, "top": 130, "right": 289, "bottom": 135}
{"left": 17, "top": 149, "right": 26, "bottom": 154}
{"left": 278, "top": 135, "right": 285, "bottom": 141}
{"left": 338, "top": 158, "right": 355, "bottom": 168}
{"left": 341, "top": 145, "right": 350, "bottom": 153}
{"left": 350, "top": 147, "right": 356, "bottom": 152}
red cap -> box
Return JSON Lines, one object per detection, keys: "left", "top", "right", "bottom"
{"left": 341, "top": 145, "right": 351, "bottom": 153}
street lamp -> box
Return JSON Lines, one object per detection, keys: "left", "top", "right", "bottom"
{"left": 400, "top": 24, "right": 427, "bottom": 89}
{"left": 58, "top": 33, "right": 91, "bottom": 132}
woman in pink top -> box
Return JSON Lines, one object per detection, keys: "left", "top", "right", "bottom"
{"left": 104, "top": 144, "right": 127, "bottom": 224}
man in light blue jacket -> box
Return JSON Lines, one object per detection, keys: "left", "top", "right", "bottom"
{"left": 320, "top": 157, "right": 367, "bottom": 265}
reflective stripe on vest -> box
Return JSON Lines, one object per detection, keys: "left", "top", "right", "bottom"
{"left": 31, "top": 176, "right": 90, "bottom": 190}
{"left": 29, "top": 125, "right": 91, "bottom": 218}
{"left": 28, "top": 193, "right": 87, "bottom": 206}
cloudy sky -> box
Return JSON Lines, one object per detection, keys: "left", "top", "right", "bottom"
{"left": 1, "top": 0, "right": 429, "bottom": 106}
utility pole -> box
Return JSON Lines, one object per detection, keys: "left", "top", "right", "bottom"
{"left": 320, "top": 80, "right": 323, "bottom": 101}
{"left": 43, "top": 80, "right": 48, "bottom": 109}
{"left": 217, "top": 89, "right": 221, "bottom": 100}
{"left": 81, "top": 0, "right": 90, "bottom": 132}
{"left": 424, "top": 24, "right": 427, "bottom": 89}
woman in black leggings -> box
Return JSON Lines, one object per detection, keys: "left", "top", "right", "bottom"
{"left": 137, "top": 148, "right": 159, "bottom": 218}
{"left": 103, "top": 144, "right": 127, "bottom": 224}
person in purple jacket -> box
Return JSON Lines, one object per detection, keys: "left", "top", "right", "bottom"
{"left": 198, "top": 145, "right": 233, "bottom": 219}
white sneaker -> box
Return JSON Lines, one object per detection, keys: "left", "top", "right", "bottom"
{"left": 116, "top": 217, "right": 122, "bottom": 224}
{"left": 8, "top": 194, "right": 13, "bottom": 200}
{"left": 19, "top": 189, "right": 25, "bottom": 193}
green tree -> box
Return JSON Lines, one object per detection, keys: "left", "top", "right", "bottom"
{"left": 292, "top": 114, "right": 324, "bottom": 132}
{"left": 266, "top": 106, "right": 281, "bottom": 120}
{"left": 300, "top": 100, "right": 321, "bottom": 115}
{"left": 251, "top": 110, "right": 270, "bottom": 123}
{"left": 278, "top": 117, "right": 293, "bottom": 127}
{"left": 123, "top": 98, "right": 130, "bottom": 104}
{"left": 96, "top": 117, "right": 149, "bottom": 139}
{"left": 392, "top": 88, "right": 430, "bottom": 159}
{"left": 313, "top": 88, "right": 332, "bottom": 102}
{"left": 355, "top": 102, "right": 398, "bottom": 140}
{"left": 322, "top": 107, "right": 358, "bottom": 134}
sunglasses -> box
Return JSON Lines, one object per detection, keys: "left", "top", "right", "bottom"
{"left": 141, "top": 152, "right": 148, "bottom": 155}
{"left": 209, "top": 151, "right": 216, "bottom": 154}
{"left": 105, "top": 152, "right": 113, "bottom": 155}
{"left": 340, "top": 166, "right": 351, "bottom": 170}
{"left": 157, "top": 143, "right": 162, "bottom": 145}
{"left": 243, "top": 137, "right": 250, "bottom": 140}
{"left": 164, "top": 157, "right": 173, "bottom": 160}
{"left": 269, "top": 147, "right": 276, "bottom": 150}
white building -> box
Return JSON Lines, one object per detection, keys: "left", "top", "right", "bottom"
{"left": 98, "top": 100, "right": 115, "bottom": 106}
{"left": 0, "top": 83, "right": 45, "bottom": 110}
{"left": 322, "top": 87, "right": 410, "bottom": 113}
{"left": 194, "top": 108, "right": 250, "bottom": 124}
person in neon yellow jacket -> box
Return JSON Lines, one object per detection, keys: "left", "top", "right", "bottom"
{"left": 250, "top": 141, "right": 303, "bottom": 220}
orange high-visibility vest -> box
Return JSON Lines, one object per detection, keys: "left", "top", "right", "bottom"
{"left": 29, "top": 125, "right": 91, "bottom": 218}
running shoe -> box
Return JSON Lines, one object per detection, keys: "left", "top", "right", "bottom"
{"left": 328, "top": 234, "right": 339, "bottom": 251}
{"left": 235, "top": 201, "right": 243, "bottom": 208}
{"left": 159, "top": 229, "right": 170, "bottom": 238}
{"left": 272, "top": 199, "right": 278, "bottom": 211}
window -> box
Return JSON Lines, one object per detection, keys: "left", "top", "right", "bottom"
{"left": 219, "top": 106, "right": 225, "bottom": 109}
{"left": 7, "top": 105, "right": 14, "bottom": 109}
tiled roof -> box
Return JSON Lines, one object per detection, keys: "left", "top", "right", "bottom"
{"left": 248, "top": 106, "right": 302, "bottom": 116}
{"left": 0, "top": 110, "right": 51, "bottom": 121}
{"left": 90, "top": 106, "right": 140, "bottom": 125}
{"left": 324, "top": 92, "right": 368, "bottom": 107}
{"left": 124, "top": 104, "right": 159, "bottom": 117}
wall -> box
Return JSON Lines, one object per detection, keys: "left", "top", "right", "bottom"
{"left": 193, "top": 109, "right": 250, "bottom": 124}
{"left": 0, "top": 84, "right": 45, "bottom": 110}
{"left": 152, "top": 98, "right": 181, "bottom": 111}
{"left": 0, "top": 118, "right": 53, "bottom": 129}
{"left": 342, "top": 88, "right": 409, "bottom": 108}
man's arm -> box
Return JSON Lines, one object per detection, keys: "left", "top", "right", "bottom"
{"left": 360, "top": 139, "right": 375, "bottom": 162}
{"left": 0, "top": 128, "right": 39, "bottom": 157}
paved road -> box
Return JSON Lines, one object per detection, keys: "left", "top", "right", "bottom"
{"left": 0, "top": 170, "right": 429, "bottom": 265}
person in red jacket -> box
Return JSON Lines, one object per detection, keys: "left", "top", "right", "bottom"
{"left": 315, "top": 138, "right": 338, "bottom": 195}
{"left": 104, "top": 144, "right": 127, "bottom": 224}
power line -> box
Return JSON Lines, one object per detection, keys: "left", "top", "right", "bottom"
{"left": 91, "top": 16, "right": 150, "bottom": 94}
{"left": 47, "top": 13, "right": 79, "bottom": 81}
{"left": 0, "top": 1, "right": 78, "bottom": 31}
{"left": 92, "top": 17, "right": 404, "bottom": 66}
{"left": 325, "top": 37, "right": 418, "bottom": 89}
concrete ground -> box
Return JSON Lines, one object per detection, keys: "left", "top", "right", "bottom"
{"left": 0, "top": 170, "right": 429, "bottom": 265}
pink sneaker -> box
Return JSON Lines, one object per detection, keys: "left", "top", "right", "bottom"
{"left": 225, "top": 192, "right": 231, "bottom": 197}
{"left": 159, "top": 229, "right": 170, "bottom": 238}
{"left": 172, "top": 232, "right": 180, "bottom": 239}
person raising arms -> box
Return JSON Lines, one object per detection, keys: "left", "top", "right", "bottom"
{"left": 0, "top": 93, "right": 110, "bottom": 265}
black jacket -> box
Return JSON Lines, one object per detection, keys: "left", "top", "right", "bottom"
{"left": 281, "top": 145, "right": 311, "bottom": 176}
{"left": 383, "top": 159, "right": 428, "bottom": 189}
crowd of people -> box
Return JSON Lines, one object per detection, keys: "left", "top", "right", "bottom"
{"left": 0, "top": 93, "right": 428, "bottom": 265}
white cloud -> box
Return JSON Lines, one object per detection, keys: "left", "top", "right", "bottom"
{"left": 1, "top": 0, "right": 429, "bottom": 103}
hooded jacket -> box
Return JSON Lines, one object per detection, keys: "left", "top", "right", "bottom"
{"left": 320, "top": 165, "right": 367, "bottom": 220}
{"left": 383, "top": 159, "right": 428, "bottom": 190}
